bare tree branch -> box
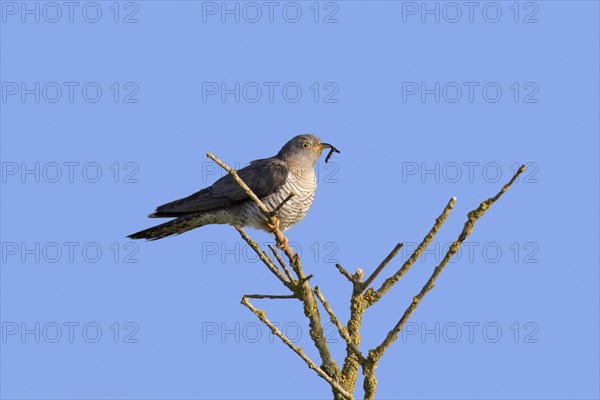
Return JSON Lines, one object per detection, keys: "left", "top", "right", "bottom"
{"left": 339, "top": 268, "right": 366, "bottom": 392}
{"left": 209, "top": 149, "right": 526, "bottom": 400}
{"left": 365, "top": 196, "right": 457, "bottom": 305}
{"left": 363, "top": 165, "right": 527, "bottom": 400}
{"left": 299, "top": 274, "right": 314, "bottom": 285}
{"left": 335, "top": 263, "right": 356, "bottom": 283}
{"left": 207, "top": 152, "right": 273, "bottom": 217}
{"left": 353, "top": 268, "right": 364, "bottom": 284}
{"left": 360, "top": 242, "right": 403, "bottom": 293}
{"left": 208, "top": 152, "right": 342, "bottom": 395}
{"left": 270, "top": 192, "right": 296, "bottom": 217}
{"left": 314, "top": 286, "right": 367, "bottom": 364}
{"left": 268, "top": 244, "right": 295, "bottom": 282}
{"left": 244, "top": 294, "right": 297, "bottom": 299}
{"left": 234, "top": 225, "right": 290, "bottom": 287}
{"left": 241, "top": 296, "right": 354, "bottom": 400}
{"left": 207, "top": 152, "right": 292, "bottom": 253}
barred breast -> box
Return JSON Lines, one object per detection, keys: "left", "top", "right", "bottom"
{"left": 232, "top": 169, "right": 318, "bottom": 231}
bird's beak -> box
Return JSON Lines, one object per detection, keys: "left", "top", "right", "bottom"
{"left": 317, "top": 142, "right": 341, "bottom": 163}
{"left": 316, "top": 143, "right": 334, "bottom": 151}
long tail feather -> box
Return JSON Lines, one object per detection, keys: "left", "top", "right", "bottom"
{"left": 127, "top": 213, "right": 207, "bottom": 241}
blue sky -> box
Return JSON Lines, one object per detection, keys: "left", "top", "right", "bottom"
{"left": 1, "top": 1, "right": 599, "bottom": 399}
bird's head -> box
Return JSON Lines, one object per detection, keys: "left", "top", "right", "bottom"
{"left": 276, "top": 134, "right": 338, "bottom": 168}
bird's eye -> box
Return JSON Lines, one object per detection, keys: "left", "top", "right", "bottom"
{"left": 302, "top": 142, "right": 311, "bottom": 149}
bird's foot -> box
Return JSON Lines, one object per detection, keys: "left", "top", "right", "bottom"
{"left": 276, "top": 236, "right": 288, "bottom": 249}
{"left": 266, "top": 217, "right": 280, "bottom": 231}
{"left": 266, "top": 217, "right": 287, "bottom": 249}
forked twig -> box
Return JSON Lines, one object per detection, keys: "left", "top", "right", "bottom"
{"left": 362, "top": 165, "right": 527, "bottom": 400}
{"left": 234, "top": 225, "right": 290, "bottom": 287}
{"left": 335, "top": 263, "right": 355, "bottom": 283}
{"left": 268, "top": 244, "right": 295, "bottom": 282}
{"left": 365, "top": 196, "right": 457, "bottom": 305}
{"left": 241, "top": 296, "right": 354, "bottom": 400}
{"left": 360, "top": 242, "right": 403, "bottom": 293}
{"left": 314, "top": 286, "right": 367, "bottom": 364}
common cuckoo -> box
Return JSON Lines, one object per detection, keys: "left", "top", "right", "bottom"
{"left": 128, "top": 135, "right": 339, "bottom": 241}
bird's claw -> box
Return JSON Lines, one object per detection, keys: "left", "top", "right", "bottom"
{"left": 266, "top": 218, "right": 287, "bottom": 249}
{"left": 266, "top": 218, "right": 280, "bottom": 231}
{"left": 276, "top": 236, "right": 288, "bottom": 249}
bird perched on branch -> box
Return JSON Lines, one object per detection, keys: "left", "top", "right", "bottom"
{"left": 128, "top": 134, "right": 340, "bottom": 241}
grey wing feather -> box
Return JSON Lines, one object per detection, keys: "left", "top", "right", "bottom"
{"left": 150, "top": 158, "right": 288, "bottom": 217}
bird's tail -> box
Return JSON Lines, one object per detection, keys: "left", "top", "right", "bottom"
{"left": 127, "top": 213, "right": 208, "bottom": 241}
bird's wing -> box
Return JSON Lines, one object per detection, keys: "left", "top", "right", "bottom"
{"left": 151, "top": 158, "right": 288, "bottom": 217}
